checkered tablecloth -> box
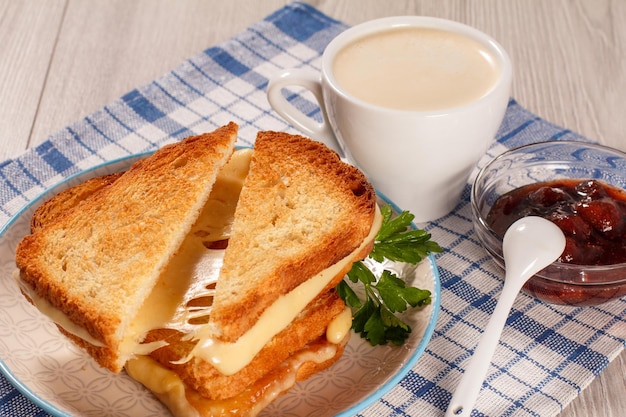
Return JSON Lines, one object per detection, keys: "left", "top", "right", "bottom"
{"left": 1, "top": 2, "right": 624, "bottom": 416}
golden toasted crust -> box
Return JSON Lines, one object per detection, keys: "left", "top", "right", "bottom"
{"left": 15, "top": 123, "right": 238, "bottom": 373}
{"left": 145, "top": 288, "right": 347, "bottom": 400}
{"left": 187, "top": 335, "right": 348, "bottom": 417}
{"left": 30, "top": 173, "right": 122, "bottom": 233}
{"left": 22, "top": 175, "right": 124, "bottom": 369}
{"left": 209, "top": 131, "right": 376, "bottom": 343}
{"left": 127, "top": 333, "right": 348, "bottom": 417}
{"left": 292, "top": 337, "right": 347, "bottom": 382}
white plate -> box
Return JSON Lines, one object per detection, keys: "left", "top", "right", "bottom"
{"left": 0, "top": 153, "right": 440, "bottom": 417}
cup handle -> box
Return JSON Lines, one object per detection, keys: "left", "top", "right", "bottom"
{"left": 267, "top": 69, "right": 343, "bottom": 156}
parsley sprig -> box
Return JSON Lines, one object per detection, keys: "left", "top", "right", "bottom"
{"left": 337, "top": 205, "right": 443, "bottom": 346}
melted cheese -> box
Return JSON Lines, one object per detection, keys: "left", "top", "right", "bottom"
{"left": 14, "top": 270, "right": 105, "bottom": 347}
{"left": 128, "top": 148, "right": 252, "bottom": 339}
{"left": 125, "top": 355, "right": 201, "bottom": 417}
{"left": 126, "top": 337, "right": 343, "bottom": 417}
{"left": 187, "top": 206, "right": 382, "bottom": 376}
{"left": 17, "top": 149, "right": 252, "bottom": 354}
{"left": 326, "top": 306, "right": 353, "bottom": 344}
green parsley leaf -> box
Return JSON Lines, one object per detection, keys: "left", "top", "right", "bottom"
{"left": 337, "top": 205, "right": 441, "bottom": 346}
{"left": 376, "top": 270, "right": 412, "bottom": 313}
{"left": 370, "top": 206, "right": 442, "bottom": 264}
{"left": 376, "top": 270, "right": 431, "bottom": 312}
{"left": 336, "top": 280, "right": 361, "bottom": 309}
{"left": 346, "top": 259, "right": 376, "bottom": 286}
{"left": 351, "top": 297, "right": 376, "bottom": 335}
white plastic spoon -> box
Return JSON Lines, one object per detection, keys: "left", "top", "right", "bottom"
{"left": 445, "top": 216, "right": 566, "bottom": 417}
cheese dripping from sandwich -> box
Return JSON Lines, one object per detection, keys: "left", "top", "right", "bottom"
{"left": 16, "top": 147, "right": 371, "bottom": 367}
{"left": 178, "top": 205, "right": 382, "bottom": 376}
{"left": 14, "top": 149, "right": 253, "bottom": 355}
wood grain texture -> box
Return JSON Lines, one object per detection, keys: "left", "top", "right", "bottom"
{"left": 0, "top": 0, "right": 66, "bottom": 160}
{"left": 29, "top": 0, "right": 291, "bottom": 151}
{"left": 0, "top": 0, "right": 623, "bottom": 416}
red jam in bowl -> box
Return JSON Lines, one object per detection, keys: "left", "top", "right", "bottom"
{"left": 486, "top": 179, "right": 626, "bottom": 305}
{"left": 487, "top": 179, "right": 626, "bottom": 265}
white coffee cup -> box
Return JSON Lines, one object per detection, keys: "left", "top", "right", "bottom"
{"left": 267, "top": 16, "right": 512, "bottom": 223}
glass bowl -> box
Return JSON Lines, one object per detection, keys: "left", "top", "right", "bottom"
{"left": 471, "top": 140, "right": 626, "bottom": 306}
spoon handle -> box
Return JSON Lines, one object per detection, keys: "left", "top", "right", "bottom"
{"left": 444, "top": 278, "right": 524, "bottom": 417}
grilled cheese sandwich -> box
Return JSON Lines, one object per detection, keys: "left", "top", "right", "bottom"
{"left": 14, "top": 125, "right": 379, "bottom": 416}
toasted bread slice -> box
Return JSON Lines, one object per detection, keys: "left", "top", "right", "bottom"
{"left": 207, "top": 131, "right": 376, "bottom": 343}
{"left": 143, "top": 288, "right": 347, "bottom": 401}
{"left": 126, "top": 332, "right": 349, "bottom": 417}
{"left": 15, "top": 123, "right": 238, "bottom": 373}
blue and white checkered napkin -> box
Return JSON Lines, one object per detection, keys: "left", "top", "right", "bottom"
{"left": 1, "top": 2, "right": 624, "bottom": 416}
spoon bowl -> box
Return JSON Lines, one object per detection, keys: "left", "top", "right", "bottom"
{"left": 445, "top": 216, "right": 566, "bottom": 417}
{"left": 502, "top": 216, "right": 568, "bottom": 292}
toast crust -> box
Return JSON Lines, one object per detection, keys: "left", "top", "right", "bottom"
{"left": 187, "top": 335, "right": 348, "bottom": 417}
{"left": 30, "top": 173, "right": 122, "bottom": 233}
{"left": 209, "top": 132, "right": 376, "bottom": 343}
{"left": 145, "top": 288, "right": 347, "bottom": 400}
{"left": 15, "top": 123, "right": 238, "bottom": 372}
{"left": 127, "top": 333, "right": 348, "bottom": 417}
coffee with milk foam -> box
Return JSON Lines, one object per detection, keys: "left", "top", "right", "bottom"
{"left": 333, "top": 27, "right": 500, "bottom": 111}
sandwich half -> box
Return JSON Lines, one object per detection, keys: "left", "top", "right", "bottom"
{"left": 14, "top": 126, "right": 381, "bottom": 416}
{"left": 15, "top": 123, "right": 238, "bottom": 373}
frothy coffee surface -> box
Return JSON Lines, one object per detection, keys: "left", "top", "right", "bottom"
{"left": 333, "top": 27, "right": 500, "bottom": 111}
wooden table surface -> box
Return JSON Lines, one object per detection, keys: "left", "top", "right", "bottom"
{"left": 1, "top": 1, "right": 624, "bottom": 416}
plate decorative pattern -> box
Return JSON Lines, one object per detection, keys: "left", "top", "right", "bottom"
{"left": 0, "top": 154, "right": 440, "bottom": 417}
